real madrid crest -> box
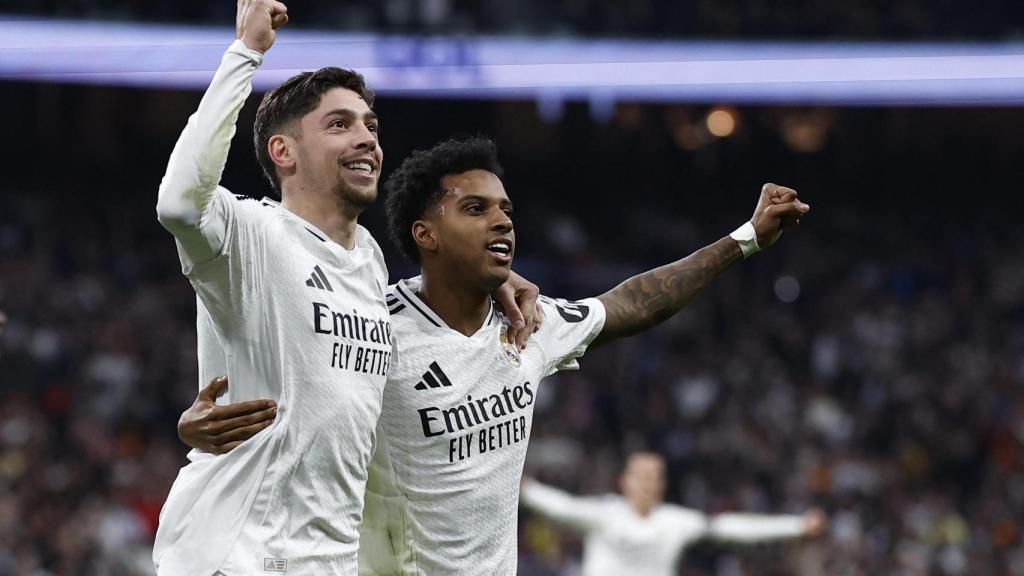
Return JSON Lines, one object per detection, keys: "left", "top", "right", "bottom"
{"left": 499, "top": 323, "right": 522, "bottom": 367}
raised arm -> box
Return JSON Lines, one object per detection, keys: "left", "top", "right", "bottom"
{"left": 591, "top": 183, "right": 809, "bottom": 348}
{"left": 706, "top": 509, "right": 827, "bottom": 544}
{"left": 155, "top": 0, "right": 287, "bottom": 260}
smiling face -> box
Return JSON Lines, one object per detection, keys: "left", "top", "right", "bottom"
{"left": 282, "top": 87, "right": 383, "bottom": 209}
{"left": 415, "top": 169, "right": 514, "bottom": 292}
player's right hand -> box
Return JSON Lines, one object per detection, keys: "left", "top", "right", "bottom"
{"left": 178, "top": 376, "right": 277, "bottom": 454}
{"left": 236, "top": 0, "right": 289, "bottom": 54}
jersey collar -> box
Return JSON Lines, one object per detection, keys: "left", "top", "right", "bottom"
{"left": 395, "top": 278, "right": 498, "bottom": 334}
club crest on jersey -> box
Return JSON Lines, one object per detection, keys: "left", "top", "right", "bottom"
{"left": 499, "top": 324, "right": 522, "bottom": 367}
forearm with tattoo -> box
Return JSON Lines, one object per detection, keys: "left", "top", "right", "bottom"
{"left": 592, "top": 236, "right": 742, "bottom": 348}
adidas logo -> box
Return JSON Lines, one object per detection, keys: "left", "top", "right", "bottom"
{"left": 305, "top": 265, "right": 334, "bottom": 292}
{"left": 414, "top": 361, "right": 453, "bottom": 391}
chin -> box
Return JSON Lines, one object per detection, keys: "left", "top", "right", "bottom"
{"left": 342, "top": 184, "right": 378, "bottom": 208}
{"left": 480, "top": 267, "right": 511, "bottom": 291}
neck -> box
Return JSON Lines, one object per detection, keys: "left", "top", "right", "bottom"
{"left": 418, "top": 265, "right": 492, "bottom": 336}
{"left": 628, "top": 499, "right": 655, "bottom": 518}
{"left": 281, "top": 185, "right": 363, "bottom": 249}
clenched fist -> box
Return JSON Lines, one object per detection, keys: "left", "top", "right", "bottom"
{"left": 750, "top": 183, "right": 809, "bottom": 249}
{"left": 236, "top": 0, "right": 289, "bottom": 53}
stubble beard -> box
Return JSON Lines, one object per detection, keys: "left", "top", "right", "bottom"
{"left": 333, "top": 175, "right": 378, "bottom": 213}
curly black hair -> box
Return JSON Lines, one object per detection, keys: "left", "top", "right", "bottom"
{"left": 384, "top": 136, "right": 504, "bottom": 263}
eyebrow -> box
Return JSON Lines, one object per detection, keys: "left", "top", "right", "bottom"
{"left": 459, "top": 194, "right": 513, "bottom": 210}
{"left": 322, "top": 109, "right": 378, "bottom": 122}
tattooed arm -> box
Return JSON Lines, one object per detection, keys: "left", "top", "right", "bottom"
{"left": 592, "top": 183, "right": 809, "bottom": 348}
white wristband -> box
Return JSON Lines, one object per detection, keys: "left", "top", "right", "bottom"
{"left": 729, "top": 221, "right": 760, "bottom": 259}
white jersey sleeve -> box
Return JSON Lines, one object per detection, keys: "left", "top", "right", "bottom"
{"left": 534, "top": 296, "right": 606, "bottom": 376}
{"left": 520, "top": 479, "right": 606, "bottom": 533}
{"left": 155, "top": 40, "right": 263, "bottom": 274}
{"left": 706, "top": 512, "right": 807, "bottom": 543}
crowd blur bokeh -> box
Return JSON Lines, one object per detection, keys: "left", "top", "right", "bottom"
{"left": 1, "top": 70, "right": 1023, "bottom": 576}
{"left": 6, "top": 0, "right": 1024, "bottom": 40}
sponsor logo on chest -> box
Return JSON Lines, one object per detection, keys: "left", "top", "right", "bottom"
{"left": 305, "top": 262, "right": 393, "bottom": 378}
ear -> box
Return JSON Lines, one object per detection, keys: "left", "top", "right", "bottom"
{"left": 268, "top": 134, "right": 296, "bottom": 178}
{"left": 412, "top": 219, "right": 438, "bottom": 255}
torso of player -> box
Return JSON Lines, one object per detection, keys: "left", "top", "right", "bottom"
{"left": 363, "top": 279, "right": 545, "bottom": 574}
{"left": 201, "top": 194, "right": 391, "bottom": 471}
{"left": 158, "top": 192, "right": 391, "bottom": 575}
{"left": 582, "top": 499, "right": 704, "bottom": 576}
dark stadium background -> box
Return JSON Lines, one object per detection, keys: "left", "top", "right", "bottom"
{"left": 2, "top": 3, "right": 1024, "bottom": 575}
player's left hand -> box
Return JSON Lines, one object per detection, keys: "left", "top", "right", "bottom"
{"left": 750, "top": 183, "right": 810, "bottom": 249}
{"left": 493, "top": 271, "right": 543, "bottom": 351}
{"left": 801, "top": 508, "right": 828, "bottom": 538}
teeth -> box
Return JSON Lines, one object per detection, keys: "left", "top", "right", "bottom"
{"left": 345, "top": 162, "right": 372, "bottom": 173}
{"left": 488, "top": 241, "right": 511, "bottom": 254}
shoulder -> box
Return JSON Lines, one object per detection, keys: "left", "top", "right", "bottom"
{"left": 357, "top": 226, "right": 389, "bottom": 285}
{"left": 385, "top": 283, "right": 422, "bottom": 329}
{"left": 658, "top": 503, "right": 707, "bottom": 526}
{"left": 538, "top": 295, "right": 604, "bottom": 326}
{"left": 210, "top": 189, "right": 279, "bottom": 228}
{"left": 225, "top": 189, "right": 270, "bottom": 211}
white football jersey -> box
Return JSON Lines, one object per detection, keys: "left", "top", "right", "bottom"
{"left": 154, "top": 41, "right": 391, "bottom": 576}
{"left": 520, "top": 481, "right": 807, "bottom": 576}
{"left": 358, "top": 278, "right": 606, "bottom": 575}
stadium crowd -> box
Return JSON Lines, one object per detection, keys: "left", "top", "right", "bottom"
{"left": 5, "top": 0, "right": 1024, "bottom": 40}
{"left": 1, "top": 95, "right": 1023, "bottom": 575}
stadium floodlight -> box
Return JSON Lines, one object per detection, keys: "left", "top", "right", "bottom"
{"left": 3, "top": 16, "right": 1024, "bottom": 105}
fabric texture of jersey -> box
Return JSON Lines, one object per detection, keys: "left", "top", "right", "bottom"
{"left": 520, "top": 481, "right": 807, "bottom": 576}
{"left": 153, "top": 41, "right": 391, "bottom": 576}
{"left": 358, "top": 279, "right": 606, "bottom": 575}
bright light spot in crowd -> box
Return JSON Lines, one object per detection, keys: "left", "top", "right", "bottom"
{"left": 706, "top": 107, "right": 736, "bottom": 138}
{"left": 774, "top": 275, "right": 801, "bottom": 303}
{"left": 780, "top": 109, "right": 832, "bottom": 152}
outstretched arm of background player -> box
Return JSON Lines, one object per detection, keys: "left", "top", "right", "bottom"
{"left": 178, "top": 377, "right": 278, "bottom": 454}
{"left": 704, "top": 508, "right": 828, "bottom": 543}
{"left": 519, "top": 478, "right": 604, "bottom": 534}
{"left": 155, "top": 0, "right": 288, "bottom": 261}
{"left": 590, "top": 183, "right": 809, "bottom": 348}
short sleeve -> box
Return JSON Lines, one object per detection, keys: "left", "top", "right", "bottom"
{"left": 533, "top": 295, "right": 606, "bottom": 376}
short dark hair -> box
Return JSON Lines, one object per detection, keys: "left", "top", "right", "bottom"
{"left": 253, "top": 67, "right": 374, "bottom": 195}
{"left": 384, "top": 136, "right": 504, "bottom": 263}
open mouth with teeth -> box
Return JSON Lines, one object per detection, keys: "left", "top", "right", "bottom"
{"left": 487, "top": 239, "right": 513, "bottom": 262}
{"left": 343, "top": 161, "right": 376, "bottom": 176}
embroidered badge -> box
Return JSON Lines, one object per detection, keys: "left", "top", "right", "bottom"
{"left": 499, "top": 323, "right": 522, "bottom": 367}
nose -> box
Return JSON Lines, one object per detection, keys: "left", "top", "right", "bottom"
{"left": 491, "top": 209, "right": 513, "bottom": 233}
{"left": 352, "top": 122, "right": 377, "bottom": 152}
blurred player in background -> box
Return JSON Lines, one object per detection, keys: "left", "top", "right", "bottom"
{"left": 522, "top": 451, "right": 827, "bottom": 576}
{"left": 181, "top": 135, "right": 809, "bottom": 574}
